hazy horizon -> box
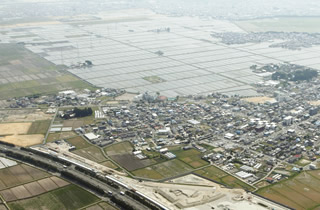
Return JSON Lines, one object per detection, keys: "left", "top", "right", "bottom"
{"left": 1, "top": 0, "right": 320, "bottom": 20}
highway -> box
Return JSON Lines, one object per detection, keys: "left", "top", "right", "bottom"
{"left": 0, "top": 143, "right": 152, "bottom": 210}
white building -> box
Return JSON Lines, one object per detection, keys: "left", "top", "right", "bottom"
{"left": 84, "top": 133, "right": 100, "bottom": 141}
{"left": 240, "top": 165, "right": 255, "bottom": 172}
{"left": 309, "top": 164, "right": 317, "bottom": 170}
{"left": 283, "top": 116, "right": 293, "bottom": 126}
{"left": 159, "top": 148, "right": 168, "bottom": 153}
{"left": 59, "top": 90, "right": 76, "bottom": 97}
{"left": 224, "top": 133, "right": 235, "bottom": 140}
{"left": 188, "top": 119, "right": 200, "bottom": 125}
{"left": 158, "top": 127, "right": 171, "bottom": 135}
{"left": 235, "top": 171, "right": 253, "bottom": 179}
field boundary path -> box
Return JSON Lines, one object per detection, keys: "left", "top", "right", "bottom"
{"left": 43, "top": 108, "right": 58, "bottom": 144}
{"left": 212, "top": 163, "right": 258, "bottom": 191}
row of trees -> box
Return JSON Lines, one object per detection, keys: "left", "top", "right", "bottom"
{"left": 5, "top": 151, "right": 58, "bottom": 172}
{"left": 61, "top": 171, "right": 105, "bottom": 195}
{"left": 272, "top": 69, "right": 318, "bottom": 81}
{"left": 74, "top": 107, "right": 93, "bottom": 117}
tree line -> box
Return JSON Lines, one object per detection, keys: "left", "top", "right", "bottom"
{"left": 74, "top": 107, "right": 93, "bottom": 117}
{"left": 272, "top": 69, "right": 318, "bottom": 81}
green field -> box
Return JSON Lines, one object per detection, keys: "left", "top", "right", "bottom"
{"left": 8, "top": 184, "right": 100, "bottom": 210}
{"left": 0, "top": 17, "right": 53, "bottom": 26}
{"left": 195, "top": 166, "right": 255, "bottom": 191}
{"left": 104, "top": 141, "right": 133, "bottom": 156}
{"left": 143, "top": 76, "right": 166, "bottom": 84}
{"left": 132, "top": 159, "right": 193, "bottom": 180}
{"left": 106, "top": 142, "right": 164, "bottom": 172}
{"left": 100, "top": 161, "right": 118, "bottom": 170}
{"left": 172, "top": 149, "right": 209, "bottom": 168}
{"left": 73, "top": 146, "right": 107, "bottom": 163}
{"left": 105, "top": 143, "right": 207, "bottom": 175}
{"left": 0, "top": 164, "right": 48, "bottom": 190}
{"left": 257, "top": 170, "right": 320, "bottom": 210}
{"left": 142, "top": 150, "right": 161, "bottom": 159}
{"left": 66, "top": 136, "right": 91, "bottom": 150}
{"left": 295, "top": 159, "right": 311, "bottom": 167}
{"left": 198, "top": 143, "right": 215, "bottom": 151}
{"left": 46, "top": 132, "right": 77, "bottom": 142}
{"left": 27, "top": 120, "right": 51, "bottom": 135}
{"left": 235, "top": 17, "right": 320, "bottom": 33}
{"left": 85, "top": 201, "right": 118, "bottom": 210}
{"left": 0, "top": 44, "right": 96, "bottom": 99}
{"left": 59, "top": 107, "right": 99, "bottom": 127}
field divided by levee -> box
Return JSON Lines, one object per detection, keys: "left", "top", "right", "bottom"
{"left": 256, "top": 170, "right": 320, "bottom": 210}
{"left": 82, "top": 201, "right": 118, "bottom": 210}
{"left": 0, "top": 44, "right": 95, "bottom": 99}
{"left": 0, "top": 121, "right": 48, "bottom": 147}
{"left": 0, "top": 161, "right": 102, "bottom": 210}
{"left": 7, "top": 184, "right": 100, "bottom": 210}
{"left": 73, "top": 146, "right": 108, "bottom": 163}
{"left": 194, "top": 165, "right": 255, "bottom": 191}
{"left": 235, "top": 17, "right": 320, "bottom": 33}
{"left": 104, "top": 141, "right": 253, "bottom": 191}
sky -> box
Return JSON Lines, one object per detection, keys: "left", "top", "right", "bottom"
{"left": 1, "top": 0, "right": 320, "bottom": 20}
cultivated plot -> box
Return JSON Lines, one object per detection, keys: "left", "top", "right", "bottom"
{"left": 172, "top": 149, "right": 209, "bottom": 169}
{"left": 0, "top": 122, "right": 46, "bottom": 146}
{"left": 0, "top": 44, "right": 94, "bottom": 99}
{"left": 257, "top": 170, "right": 320, "bottom": 210}
{"left": 2, "top": 14, "right": 320, "bottom": 97}
{"left": 0, "top": 164, "right": 48, "bottom": 190}
{"left": 7, "top": 184, "right": 99, "bottom": 210}
{"left": 133, "top": 159, "right": 193, "bottom": 180}
{"left": 105, "top": 142, "right": 162, "bottom": 171}
{"left": 195, "top": 165, "right": 255, "bottom": 191}
{"left": 73, "top": 146, "right": 107, "bottom": 163}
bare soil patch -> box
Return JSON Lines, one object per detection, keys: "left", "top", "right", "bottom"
{"left": 0, "top": 204, "right": 7, "bottom": 210}
{"left": 63, "top": 120, "right": 84, "bottom": 129}
{"left": 50, "top": 177, "right": 69, "bottom": 188}
{"left": 116, "top": 93, "right": 137, "bottom": 101}
{"left": 0, "top": 180, "right": 6, "bottom": 190}
{"left": 0, "top": 109, "right": 53, "bottom": 123}
{"left": 21, "top": 164, "right": 48, "bottom": 180}
{"left": 37, "top": 177, "right": 58, "bottom": 191}
{"left": 0, "top": 123, "right": 31, "bottom": 135}
{"left": 0, "top": 189, "right": 17, "bottom": 202}
{"left": 242, "top": 96, "right": 276, "bottom": 104}
{"left": 309, "top": 101, "right": 320, "bottom": 106}
{"left": 0, "top": 134, "right": 44, "bottom": 147}
{"left": 169, "top": 174, "right": 217, "bottom": 186}
{"left": 11, "top": 185, "right": 31, "bottom": 200}
{"left": 0, "top": 168, "right": 19, "bottom": 187}
{"left": 47, "top": 131, "right": 76, "bottom": 142}
{"left": 8, "top": 165, "right": 33, "bottom": 183}
{"left": 24, "top": 181, "right": 46, "bottom": 196}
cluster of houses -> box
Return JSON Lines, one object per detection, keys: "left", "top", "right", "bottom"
{"left": 212, "top": 31, "right": 320, "bottom": 50}
{"left": 6, "top": 65, "right": 320, "bottom": 186}
{"left": 75, "top": 122, "right": 115, "bottom": 147}
{"left": 69, "top": 78, "right": 320, "bottom": 185}
{"left": 5, "top": 88, "right": 124, "bottom": 109}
